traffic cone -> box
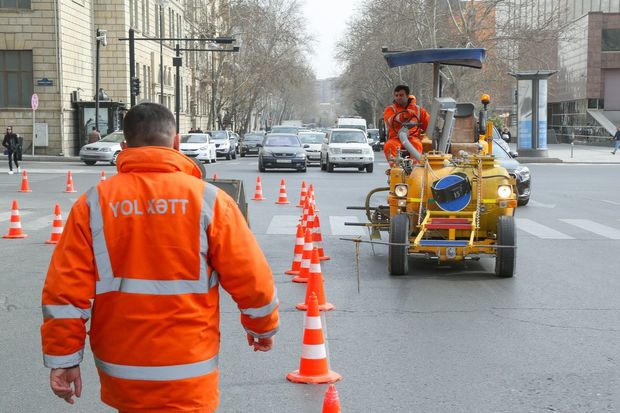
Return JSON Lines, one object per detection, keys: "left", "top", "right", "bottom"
{"left": 213, "top": 173, "right": 218, "bottom": 180}
{"left": 313, "top": 215, "right": 330, "bottom": 261}
{"left": 18, "top": 170, "right": 32, "bottom": 192}
{"left": 309, "top": 184, "right": 319, "bottom": 212}
{"left": 300, "top": 197, "right": 309, "bottom": 229}
{"left": 252, "top": 176, "right": 266, "bottom": 201}
{"left": 45, "top": 203, "right": 64, "bottom": 244}
{"left": 64, "top": 171, "right": 77, "bottom": 193}
{"left": 322, "top": 384, "right": 342, "bottom": 413}
{"left": 285, "top": 224, "right": 304, "bottom": 275}
{"left": 2, "top": 200, "right": 27, "bottom": 239}
{"left": 100, "top": 171, "right": 106, "bottom": 182}
{"left": 292, "top": 228, "right": 313, "bottom": 283}
{"left": 275, "top": 178, "right": 290, "bottom": 204}
{"left": 296, "top": 180, "right": 307, "bottom": 208}
{"left": 304, "top": 203, "right": 316, "bottom": 233}
{"left": 296, "top": 248, "right": 334, "bottom": 311}
{"left": 286, "top": 292, "right": 342, "bottom": 384}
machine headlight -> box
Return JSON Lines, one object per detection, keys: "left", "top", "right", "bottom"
{"left": 100, "top": 147, "right": 112, "bottom": 152}
{"left": 515, "top": 165, "right": 530, "bottom": 181}
{"left": 497, "top": 185, "right": 513, "bottom": 198}
{"left": 329, "top": 147, "right": 342, "bottom": 154}
{"left": 394, "top": 184, "right": 408, "bottom": 198}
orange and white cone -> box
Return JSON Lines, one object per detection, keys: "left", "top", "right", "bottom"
{"left": 213, "top": 173, "right": 218, "bottom": 180}
{"left": 287, "top": 292, "right": 342, "bottom": 384}
{"left": 100, "top": 171, "right": 107, "bottom": 182}
{"left": 275, "top": 178, "right": 290, "bottom": 204}
{"left": 296, "top": 180, "right": 307, "bottom": 208}
{"left": 322, "top": 384, "right": 342, "bottom": 413}
{"left": 252, "top": 176, "right": 266, "bottom": 201}
{"left": 300, "top": 197, "right": 309, "bottom": 229}
{"left": 296, "top": 248, "right": 334, "bottom": 311}
{"left": 64, "top": 171, "right": 77, "bottom": 193}
{"left": 292, "top": 228, "right": 314, "bottom": 283}
{"left": 309, "top": 184, "right": 319, "bottom": 212}
{"left": 18, "top": 170, "right": 32, "bottom": 193}
{"left": 2, "top": 200, "right": 27, "bottom": 239}
{"left": 45, "top": 203, "right": 64, "bottom": 244}
{"left": 285, "top": 224, "right": 304, "bottom": 275}
{"left": 313, "top": 215, "right": 330, "bottom": 261}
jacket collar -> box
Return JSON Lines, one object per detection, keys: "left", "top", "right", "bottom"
{"left": 116, "top": 146, "right": 202, "bottom": 178}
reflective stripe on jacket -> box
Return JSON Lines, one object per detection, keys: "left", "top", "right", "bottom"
{"left": 383, "top": 95, "right": 430, "bottom": 142}
{"left": 41, "top": 146, "right": 279, "bottom": 412}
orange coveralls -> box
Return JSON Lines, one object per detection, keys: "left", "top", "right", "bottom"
{"left": 41, "top": 147, "right": 279, "bottom": 413}
{"left": 383, "top": 95, "right": 430, "bottom": 162}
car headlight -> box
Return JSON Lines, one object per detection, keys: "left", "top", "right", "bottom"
{"left": 294, "top": 152, "right": 306, "bottom": 158}
{"left": 515, "top": 165, "right": 530, "bottom": 181}
{"left": 497, "top": 185, "right": 513, "bottom": 198}
{"left": 394, "top": 184, "right": 408, "bottom": 198}
{"left": 199, "top": 146, "right": 209, "bottom": 150}
{"left": 261, "top": 150, "right": 273, "bottom": 156}
{"left": 363, "top": 147, "right": 373, "bottom": 155}
{"left": 329, "top": 147, "right": 341, "bottom": 154}
{"left": 100, "top": 147, "right": 111, "bottom": 152}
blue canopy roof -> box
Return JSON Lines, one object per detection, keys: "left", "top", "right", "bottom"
{"left": 383, "top": 48, "right": 486, "bottom": 69}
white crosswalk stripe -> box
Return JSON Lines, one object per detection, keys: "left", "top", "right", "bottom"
{"left": 25, "top": 215, "right": 55, "bottom": 231}
{"left": 265, "top": 215, "right": 300, "bottom": 234}
{"left": 0, "top": 210, "right": 34, "bottom": 222}
{"left": 516, "top": 218, "right": 573, "bottom": 239}
{"left": 329, "top": 216, "right": 366, "bottom": 236}
{"left": 560, "top": 219, "right": 620, "bottom": 240}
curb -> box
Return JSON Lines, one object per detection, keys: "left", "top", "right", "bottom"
{"left": 1, "top": 155, "right": 81, "bottom": 163}
{"left": 517, "top": 157, "right": 563, "bottom": 164}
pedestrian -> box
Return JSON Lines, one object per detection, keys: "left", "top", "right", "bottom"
{"left": 611, "top": 126, "right": 620, "bottom": 155}
{"left": 87, "top": 126, "right": 101, "bottom": 144}
{"left": 2, "top": 126, "right": 21, "bottom": 174}
{"left": 40, "top": 102, "right": 279, "bottom": 412}
{"left": 189, "top": 127, "right": 196, "bottom": 133}
{"left": 501, "top": 127, "right": 512, "bottom": 143}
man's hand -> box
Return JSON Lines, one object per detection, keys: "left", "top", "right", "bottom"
{"left": 50, "top": 366, "right": 82, "bottom": 404}
{"left": 247, "top": 333, "right": 274, "bottom": 352}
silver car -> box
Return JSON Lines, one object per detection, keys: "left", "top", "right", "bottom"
{"left": 79, "top": 131, "right": 124, "bottom": 165}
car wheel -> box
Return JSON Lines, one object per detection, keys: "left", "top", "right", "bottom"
{"left": 327, "top": 156, "right": 334, "bottom": 172}
{"left": 320, "top": 155, "right": 327, "bottom": 171}
{"left": 110, "top": 151, "right": 120, "bottom": 166}
{"left": 366, "top": 163, "right": 374, "bottom": 173}
{"left": 83, "top": 160, "right": 96, "bottom": 166}
{"left": 517, "top": 197, "right": 529, "bottom": 206}
{"left": 358, "top": 166, "right": 365, "bottom": 171}
{"left": 241, "top": 152, "right": 245, "bottom": 157}
{"left": 388, "top": 213, "right": 409, "bottom": 275}
{"left": 495, "top": 216, "right": 516, "bottom": 278}
{"left": 225, "top": 152, "right": 231, "bottom": 160}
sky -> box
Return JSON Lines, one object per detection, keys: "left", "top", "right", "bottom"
{"left": 301, "top": 0, "right": 361, "bottom": 80}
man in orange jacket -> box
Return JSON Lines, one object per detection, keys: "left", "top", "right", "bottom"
{"left": 383, "top": 84, "right": 430, "bottom": 163}
{"left": 41, "top": 102, "right": 279, "bottom": 412}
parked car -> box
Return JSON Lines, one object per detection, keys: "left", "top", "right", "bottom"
{"left": 258, "top": 133, "right": 307, "bottom": 172}
{"left": 298, "top": 131, "right": 325, "bottom": 165}
{"left": 320, "top": 128, "right": 374, "bottom": 173}
{"left": 79, "top": 131, "right": 124, "bottom": 165}
{"left": 239, "top": 133, "right": 264, "bottom": 157}
{"left": 179, "top": 133, "right": 216, "bottom": 164}
{"left": 209, "top": 130, "right": 236, "bottom": 160}
{"left": 491, "top": 135, "right": 531, "bottom": 206}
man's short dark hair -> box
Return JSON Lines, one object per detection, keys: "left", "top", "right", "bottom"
{"left": 92, "top": 126, "right": 97, "bottom": 130}
{"left": 394, "top": 85, "right": 410, "bottom": 95}
{"left": 123, "top": 102, "right": 176, "bottom": 147}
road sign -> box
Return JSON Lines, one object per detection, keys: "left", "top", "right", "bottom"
{"left": 31, "top": 94, "right": 39, "bottom": 111}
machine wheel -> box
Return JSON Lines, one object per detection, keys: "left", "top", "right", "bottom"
{"left": 327, "top": 156, "right": 334, "bottom": 172}
{"left": 495, "top": 216, "right": 516, "bottom": 278}
{"left": 83, "top": 160, "right": 96, "bottom": 166}
{"left": 388, "top": 213, "right": 409, "bottom": 275}
{"left": 320, "top": 155, "right": 327, "bottom": 171}
{"left": 110, "top": 151, "right": 120, "bottom": 166}
{"left": 366, "top": 163, "right": 374, "bottom": 173}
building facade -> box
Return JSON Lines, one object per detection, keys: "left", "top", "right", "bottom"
{"left": 0, "top": 0, "right": 230, "bottom": 156}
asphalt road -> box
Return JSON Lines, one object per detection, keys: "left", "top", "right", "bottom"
{"left": 0, "top": 157, "right": 618, "bottom": 412}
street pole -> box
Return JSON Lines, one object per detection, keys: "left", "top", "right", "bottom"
{"left": 95, "top": 29, "right": 101, "bottom": 131}
{"left": 129, "top": 28, "right": 136, "bottom": 107}
{"left": 157, "top": 0, "right": 168, "bottom": 105}
{"left": 174, "top": 44, "right": 181, "bottom": 133}
{"left": 211, "top": 52, "right": 215, "bottom": 130}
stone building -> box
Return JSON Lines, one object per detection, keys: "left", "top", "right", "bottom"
{"left": 0, "top": 0, "right": 230, "bottom": 156}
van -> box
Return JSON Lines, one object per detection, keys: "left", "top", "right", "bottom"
{"left": 337, "top": 117, "right": 367, "bottom": 133}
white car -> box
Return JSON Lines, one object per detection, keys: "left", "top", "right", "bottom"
{"left": 179, "top": 133, "right": 216, "bottom": 164}
{"left": 79, "top": 131, "right": 124, "bottom": 166}
{"left": 298, "top": 131, "right": 325, "bottom": 165}
{"left": 320, "top": 128, "right": 374, "bottom": 173}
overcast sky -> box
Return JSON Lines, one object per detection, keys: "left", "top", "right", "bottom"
{"left": 301, "top": 0, "right": 362, "bottom": 80}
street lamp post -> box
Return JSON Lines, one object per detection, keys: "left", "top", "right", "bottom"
{"left": 95, "top": 28, "right": 107, "bottom": 132}
{"left": 157, "top": 0, "right": 168, "bottom": 105}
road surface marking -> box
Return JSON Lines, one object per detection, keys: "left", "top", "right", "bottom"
{"left": 560, "top": 219, "right": 620, "bottom": 240}
{"left": 25, "top": 215, "right": 54, "bottom": 231}
{"left": 0, "top": 210, "right": 34, "bottom": 222}
{"left": 601, "top": 199, "right": 620, "bottom": 206}
{"left": 515, "top": 218, "right": 573, "bottom": 239}
{"left": 528, "top": 200, "right": 556, "bottom": 208}
{"left": 329, "top": 216, "right": 366, "bottom": 236}
{"left": 266, "top": 215, "right": 299, "bottom": 235}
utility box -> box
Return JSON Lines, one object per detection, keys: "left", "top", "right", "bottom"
{"left": 34, "top": 123, "right": 49, "bottom": 147}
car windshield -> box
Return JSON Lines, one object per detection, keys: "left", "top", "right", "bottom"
{"left": 330, "top": 131, "right": 367, "bottom": 144}
{"left": 243, "top": 135, "right": 263, "bottom": 142}
{"left": 271, "top": 126, "right": 299, "bottom": 134}
{"left": 210, "top": 131, "right": 228, "bottom": 140}
{"left": 265, "top": 135, "right": 301, "bottom": 147}
{"left": 180, "top": 134, "right": 209, "bottom": 143}
{"left": 491, "top": 139, "right": 510, "bottom": 159}
{"left": 99, "top": 133, "right": 125, "bottom": 143}
{"left": 299, "top": 133, "right": 324, "bottom": 144}
{"left": 368, "top": 130, "right": 379, "bottom": 138}
{"left": 338, "top": 124, "right": 365, "bottom": 131}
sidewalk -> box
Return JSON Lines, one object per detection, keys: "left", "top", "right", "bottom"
{"left": 511, "top": 143, "right": 620, "bottom": 164}
{"left": 0, "top": 154, "right": 81, "bottom": 163}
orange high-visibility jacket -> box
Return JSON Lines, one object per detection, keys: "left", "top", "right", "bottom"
{"left": 383, "top": 95, "right": 430, "bottom": 141}
{"left": 41, "top": 147, "right": 279, "bottom": 413}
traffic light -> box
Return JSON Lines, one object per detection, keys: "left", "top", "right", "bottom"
{"left": 131, "top": 77, "right": 140, "bottom": 96}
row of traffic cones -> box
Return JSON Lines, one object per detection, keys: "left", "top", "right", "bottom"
{"left": 16, "top": 170, "right": 107, "bottom": 193}
{"left": 2, "top": 200, "right": 64, "bottom": 244}
{"left": 252, "top": 177, "right": 319, "bottom": 207}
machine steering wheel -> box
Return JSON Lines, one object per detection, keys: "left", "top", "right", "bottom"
{"left": 391, "top": 110, "right": 421, "bottom": 135}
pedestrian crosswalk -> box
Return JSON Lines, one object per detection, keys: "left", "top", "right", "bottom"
{"left": 2, "top": 211, "right": 620, "bottom": 240}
